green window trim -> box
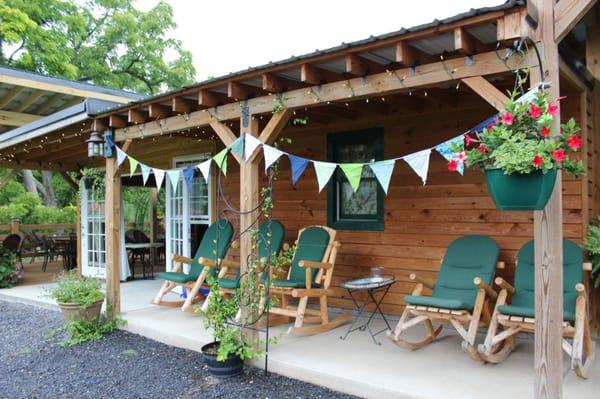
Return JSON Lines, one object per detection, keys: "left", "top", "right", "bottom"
{"left": 327, "top": 128, "right": 384, "bottom": 231}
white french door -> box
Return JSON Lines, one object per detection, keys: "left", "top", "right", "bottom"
{"left": 81, "top": 186, "right": 106, "bottom": 278}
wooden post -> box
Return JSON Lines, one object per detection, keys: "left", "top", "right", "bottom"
{"left": 529, "top": 1, "right": 563, "bottom": 398}
{"left": 10, "top": 217, "right": 20, "bottom": 233}
{"left": 76, "top": 194, "right": 82, "bottom": 277}
{"left": 239, "top": 116, "right": 260, "bottom": 345}
{"left": 149, "top": 187, "right": 158, "bottom": 267}
{"left": 105, "top": 156, "right": 121, "bottom": 315}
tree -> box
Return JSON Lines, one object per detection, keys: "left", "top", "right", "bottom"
{"left": 0, "top": 0, "right": 196, "bottom": 95}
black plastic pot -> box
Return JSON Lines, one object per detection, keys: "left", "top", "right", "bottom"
{"left": 201, "top": 341, "right": 243, "bottom": 377}
{"left": 83, "top": 178, "right": 93, "bottom": 190}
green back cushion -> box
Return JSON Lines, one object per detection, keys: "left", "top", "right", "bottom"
{"left": 511, "top": 239, "right": 582, "bottom": 316}
{"left": 189, "top": 219, "right": 233, "bottom": 277}
{"left": 432, "top": 235, "right": 500, "bottom": 310}
{"left": 288, "top": 226, "right": 331, "bottom": 284}
{"left": 258, "top": 220, "right": 285, "bottom": 260}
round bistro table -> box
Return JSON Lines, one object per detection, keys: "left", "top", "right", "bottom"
{"left": 340, "top": 275, "right": 395, "bottom": 345}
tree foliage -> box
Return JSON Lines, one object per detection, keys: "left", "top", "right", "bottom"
{"left": 0, "top": 0, "right": 195, "bottom": 94}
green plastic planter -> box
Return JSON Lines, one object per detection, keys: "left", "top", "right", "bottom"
{"left": 484, "top": 168, "right": 557, "bottom": 211}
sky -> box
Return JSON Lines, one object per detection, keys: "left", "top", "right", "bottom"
{"left": 135, "top": 0, "right": 505, "bottom": 81}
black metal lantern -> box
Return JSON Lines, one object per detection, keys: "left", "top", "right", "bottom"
{"left": 86, "top": 130, "right": 105, "bottom": 158}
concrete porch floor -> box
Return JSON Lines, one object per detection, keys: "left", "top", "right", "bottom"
{"left": 1, "top": 279, "right": 598, "bottom": 399}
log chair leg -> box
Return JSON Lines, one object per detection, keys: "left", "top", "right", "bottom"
{"left": 152, "top": 281, "right": 175, "bottom": 304}
{"left": 289, "top": 296, "right": 309, "bottom": 333}
{"left": 319, "top": 295, "right": 329, "bottom": 325}
{"left": 181, "top": 267, "right": 209, "bottom": 312}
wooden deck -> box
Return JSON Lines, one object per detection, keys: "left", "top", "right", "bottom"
{"left": 18, "top": 260, "right": 64, "bottom": 286}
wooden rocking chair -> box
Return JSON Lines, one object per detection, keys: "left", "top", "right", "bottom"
{"left": 390, "top": 235, "right": 501, "bottom": 359}
{"left": 477, "top": 239, "right": 596, "bottom": 378}
{"left": 263, "top": 225, "right": 351, "bottom": 336}
{"left": 151, "top": 219, "right": 233, "bottom": 312}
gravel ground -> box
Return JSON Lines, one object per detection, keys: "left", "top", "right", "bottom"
{"left": 0, "top": 300, "right": 357, "bottom": 399}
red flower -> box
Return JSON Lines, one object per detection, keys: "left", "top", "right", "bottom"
{"left": 567, "top": 135, "right": 582, "bottom": 151}
{"left": 464, "top": 134, "right": 476, "bottom": 146}
{"left": 547, "top": 103, "right": 559, "bottom": 116}
{"left": 532, "top": 155, "right": 544, "bottom": 168}
{"left": 540, "top": 126, "right": 551, "bottom": 137}
{"left": 529, "top": 104, "right": 543, "bottom": 119}
{"left": 477, "top": 144, "right": 488, "bottom": 154}
{"left": 501, "top": 112, "right": 514, "bottom": 125}
{"left": 448, "top": 160, "right": 458, "bottom": 172}
{"left": 486, "top": 123, "right": 494, "bottom": 131}
{"left": 551, "top": 149, "right": 566, "bottom": 162}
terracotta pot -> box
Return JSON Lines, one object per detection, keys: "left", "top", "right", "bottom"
{"left": 57, "top": 299, "right": 104, "bottom": 324}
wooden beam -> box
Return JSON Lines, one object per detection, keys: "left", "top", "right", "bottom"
{"left": 345, "top": 53, "right": 384, "bottom": 76}
{"left": 148, "top": 103, "right": 169, "bottom": 119}
{"left": 128, "top": 109, "right": 148, "bottom": 124}
{"left": 34, "top": 94, "right": 61, "bottom": 115}
{"left": 300, "top": 63, "right": 344, "bottom": 85}
{"left": 0, "top": 169, "right": 19, "bottom": 190}
{"left": 105, "top": 155, "right": 121, "bottom": 314}
{"left": 246, "top": 109, "right": 293, "bottom": 163}
{"left": 454, "top": 27, "right": 476, "bottom": 55}
{"left": 227, "top": 81, "right": 252, "bottom": 100}
{"left": 172, "top": 97, "right": 195, "bottom": 113}
{"left": 92, "top": 118, "right": 107, "bottom": 133}
{"left": 497, "top": 10, "right": 524, "bottom": 41}
{"left": 59, "top": 171, "right": 79, "bottom": 191}
{"left": 0, "top": 86, "right": 23, "bottom": 109}
{"left": 0, "top": 110, "right": 41, "bottom": 126}
{"left": 198, "top": 90, "right": 225, "bottom": 107}
{"left": 528, "top": 1, "right": 563, "bottom": 398}
{"left": 0, "top": 158, "right": 81, "bottom": 171}
{"left": 554, "top": 0, "right": 597, "bottom": 42}
{"left": 15, "top": 90, "right": 45, "bottom": 112}
{"left": 108, "top": 114, "right": 127, "bottom": 128}
{"left": 115, "top": 49, "right": 538, "bottom": 141}
{"left": 461, "top": 76, "right": 509, "bottom": 111}
{"left": 262, "top": 73, "right": 285, "bottom": 93}
{"left": 208, "top": 121, "right": 237, "bottom": 147}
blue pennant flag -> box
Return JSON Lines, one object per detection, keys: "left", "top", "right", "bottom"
{"left": 183, "top": 167, "right": 195, "bottom": 191}
{"left": 288, "top": 154, "right": 309, "bottom": 185}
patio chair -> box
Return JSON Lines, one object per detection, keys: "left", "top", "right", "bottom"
{"left": 389, "top": 235, "right": 501, "bottom": 358}
{"left": 262, "top": 225, "right": 351, "bottom": 336}
{"left": 3, "top": 233, "right": 25, "bottom": 270}
{"left": 477, "top": 239, "right": 595, "bottom": 378}
{"left": 151, "top": 219, "right": 233, "bottom": 312}
{"left": 200, "top": 220, "right": 286, "bottom": 313}
{"left": 28, "top": 231, "right": 49, "bottom": 271}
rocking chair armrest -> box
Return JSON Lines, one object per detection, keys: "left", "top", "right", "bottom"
{"left": 172, "top": 254, "right": 193, "bottom": 264}
{"left": 198, "top": 257, "right": 237, "bottom": 269}
{"left": 494, "top": 277, "right": 515, "bottom": 294}
{"left": 576, "top": 283, "right": 586, "bottom": 299}
{"left": 583, "top": 262, "right": 592, "bottom": 272}
{"left": 291, "top": 288, "right": 332, "bottom": 298}
{"left": 298, "top": 260, "right": 333, "bottom": 270}
{"left": 409, "top": 273, "right": 435, "bottom": 289}
{"left": 230, "top": 240, "right": 239, "bottom": 249}
{"left": 474, "top": 277, "right": 497, "bottom": 299}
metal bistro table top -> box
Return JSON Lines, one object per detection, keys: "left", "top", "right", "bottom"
{"left": 341, "top": 276, "right": 395, "bottom": 290}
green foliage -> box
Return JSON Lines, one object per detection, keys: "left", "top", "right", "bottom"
{"left": 584, "top": 217, "right": 600, "bottom": 288}
{"left": 123, "top": 187, "right": 150, "bottom": 230}
{"left": 60, "top": 310, "right": 126, "bottom": 347}
{"left": 0, "top": 0, "right": 195, "bottom": 94}
{"left": 0, "top": 245, "right": 19, "bottom": 288}
{"left": 46, "top": 271, "right": 104, "bottom": 308}
{"left": 466, "top": 84, "right": 585, "bottom": 177}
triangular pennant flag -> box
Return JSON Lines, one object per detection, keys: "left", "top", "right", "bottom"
{"left": 213, "top": 148, "right": 229, "bottom": 175}
{"left": 198, "top": 159, "right": 212, "bottom": 183}
{"left": 230, "top": 135, "right": 245, "bottom": 160}
{"left": 403, "top": 149, "right": 431, "bottom": 186}
{"left": 116, "top": 148, "right": 127, "bottom": 167}
{"left": 288, "top": 154, "right": 309, "bottom": 185}
{"left": 339, "top": 163, "right": 364, "bottom": 192}
{"left": 153, "top": 168, "right": 165, "bottom": 190}
{"left": 369, "top": 160, "right": 396, "bottom": 193}
{"left": 140, "top": 163, "right": 151, "bottom": 186}
{"left": 435, "top": 136, "right": 465, "bottom": 176}
{"left": 183, "top": 167, "right": 195, "bottom": 191}
{"left": 313, "top": 161, "right": 337, "bottom": 192}
{"left": 167, "top": 169, "right": 181, "bottom": 193}
{"left": 129, "top": 156, "right": 139, "bottom": 177}
{"left": 244, "top": 134, "right": 262, "bottom": 161}
{"left": 263, "top": 145, "right": 284, "bottom": 172}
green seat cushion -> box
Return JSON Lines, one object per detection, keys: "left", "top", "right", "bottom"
{"left": 503, "top": 239, "right": 582, "bottom": 321}
{"left": 287, "top": 226, "right": 331, "bottom": 286}
{"left": 218, "top": 278, "right": 240, "bottom": 289}
{"left": 430, "top": 235, "right": 500, "bottom": 311}
{"left": 497, "top": 304, "right": 576, "bottom": 322}
{"left": 158, "top": 271, "right": 197, "bottom": 284}
{"left": 272, "top": 279, "right": 320, "bottom": 288}
{"left": 404, "top": 295, "right": 471, "bottom": 311}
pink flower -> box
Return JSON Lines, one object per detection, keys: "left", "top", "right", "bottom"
{"left": 567, "top": 135, "right": 582, "bottom": 151}
{"left": 540, "top": 126, "right": 551, "bottom": 137}
{"left": 448, "top": 160, "right": 458, "bottom": 172}
{"left": 556, "top": 96, "right": 567, "bottom": 102}
{"left": 464, "top": 134, "right": 476, "bottom": 146}
{"left": 455, "top": 151, "right": 467, "bottom": 164}
{"left": 486, "top": 123, "right": 494, "bottom": 131}
{"left": 501, "top": 112, "right": 514, "bottom": 125}
{"left": 477, "top": 144, "right": 488, "bottom": 154}
{"left": 551, "top": 149, "right": 566, "bottom": 162}
{"left": 532, "top": 155, "right": 544, "bottom": 168}
{"left": 529, "top": 104, "right": 543, "bottom": 119}
{"left": 547, "top": 103, "right": 559, "bottom": 116}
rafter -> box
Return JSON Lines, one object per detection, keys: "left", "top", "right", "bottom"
{"left": 461, "top": 76, "right": 509, "bottom": 111}
{"left": 15, "top": 90, "right": 45, "bottom": 112}
{"left": 227, "top": 81, "right": 254, "bottom": 100}
{"left": 554, "top": 0, "right": 597, "bottom": 42}
{"left": 300, "top": 63, "right": 344, "bottom": 85}
{"left": 198, "top": 90, "right": 226, "bottom": 107}
{"left": 0, "top": 110, "right": 41, "bottom": 126}
{"left": 34, "top": 94, "right": 61, "bottom": 115}
{"left": 148, "top": 103, "right": 169, "bottom": 119}
{"left": 0, "top": 86, "right": 23, "bottom": 109}
{"left": 108, "top": 114, "right": 127, "bottom": 128}
{"left": 345, "top": 53, "right": 385, "bottom": 76}
{"left": 172, "top": 97, "right": 195, "bottom": 113}
{"left": 128, "top": 109, "right": 148, "bottom": 124}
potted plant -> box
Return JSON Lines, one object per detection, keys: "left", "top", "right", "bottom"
{"left": 465, "top": 88, "right": 584, "bottom": 210}
{"left": 80, "top": 168, "right": 104, "bottom": 191}
{"left": 46, "top": 271, "right": 105, "bottom": 324}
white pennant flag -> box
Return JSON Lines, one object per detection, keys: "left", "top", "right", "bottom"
{"left": 313, "top": 161, "right": 337, "bottom": 192}
{"left": 153, "top": 168, "right": 165, "bottom": 191}
{"left": 198, "top": 159, "right": 212, "bottom": 183}
{"left": 244, "top": 134, "right": 262, "bottom": 161}
{"left": 369, "top": 160, "right": 396, "bottom": 194}
{"left": 140, "top": 164, "right": 151, "bottom": 185}
{"left": 263, "top": 145, "right": 284, "bottom": 172}
{"left": 403, "top": 149, "right": 431, "bottom": 185}
{"left": 116, "top": 148, "right": 127, "bottom": 167}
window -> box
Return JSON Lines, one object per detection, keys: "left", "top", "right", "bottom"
{"left": 327, "top": 128, "right": 384, "bottom": 231}
{"left": 174, "top": 154, "right": 212, "bottom": 224}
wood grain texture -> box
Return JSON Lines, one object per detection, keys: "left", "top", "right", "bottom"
{"left": 105, "top": 156, "right": 121, "bottom": 315}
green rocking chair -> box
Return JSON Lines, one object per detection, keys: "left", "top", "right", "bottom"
{"left": 151, "top": 219, "right": 233, "bottom": 312}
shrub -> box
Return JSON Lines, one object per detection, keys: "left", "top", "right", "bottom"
{"left": 46, "top": 271, "right": 105, "bottom": 308}
{"left": 0, "top": 246, "right": 19, "bottom": 288}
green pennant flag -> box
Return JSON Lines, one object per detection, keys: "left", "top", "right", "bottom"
{"left": 339, "top": 163, "right": 363, "bottom": 192}
{"left": 213, "top": 148, "right": 229, "bottom": 175}
{"left": 230, "top": 134, "right": 245, "bottom": 160}
{"left": 129, "top": 156, "right": 139, "bottom": 177}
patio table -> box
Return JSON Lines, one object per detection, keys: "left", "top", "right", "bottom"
{"left": 125, "top": 242, "right": 164, "bottom": 279}
{"left": 340, "top": 275, "right": 395, "bottom": 345}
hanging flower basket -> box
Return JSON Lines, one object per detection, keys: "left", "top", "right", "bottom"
{"left": 485, "top": 168, "right": 556, "bottom": 211}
